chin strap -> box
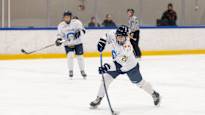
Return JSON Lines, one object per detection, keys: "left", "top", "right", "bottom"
{"left": 65, "top": 21, "right": 71, "bottom": 24}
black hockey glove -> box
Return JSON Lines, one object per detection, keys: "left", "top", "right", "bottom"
{"left": 129, "top": 32, "right": 135, "bottom": 38}
{"left": 97, "top": 38, "right": 106, "bottom": 52}
{"left": 99, "top": 63, "right": 111, "bottom": 74}
{"left": 129, "top": 32, "right": 137, "bottom": 41}
{"left": 74, "top": 30, "right": 81, "bottom": 39}
{"left": 55, "top": 38, "right": 63, "bottom": 46}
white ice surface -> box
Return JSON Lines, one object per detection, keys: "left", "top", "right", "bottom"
{"left": 0, "top": 55, "right": 205, "bottom": 115}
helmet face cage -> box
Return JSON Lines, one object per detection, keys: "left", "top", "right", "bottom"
{"left": 116, "top": 36, "right": 126, "bottom": 45}
{"left": 115, "top": 25, "right": 129, "bottom": 45}
{"left": 63, "top": 10, "right": 72, "bottom": 24}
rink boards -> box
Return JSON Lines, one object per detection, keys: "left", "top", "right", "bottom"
{"left": 0, "top": 27, "right": 205, "bottom": 59}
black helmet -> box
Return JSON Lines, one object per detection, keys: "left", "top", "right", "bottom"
{"left": 116, "top": 25, "right": 129, "bottom": 37}
{"left": 115, "top": 25, "right": 129, "bottom": 45}
{"left": 127, "top": 8, "right": 135, "bottom": 13}
{"left": 63, "top": 10, "right": 72, "bottom": 17}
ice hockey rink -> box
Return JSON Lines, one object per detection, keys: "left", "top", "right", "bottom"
{"left": 0, "top": 55, "right": 205, "bottom": 115}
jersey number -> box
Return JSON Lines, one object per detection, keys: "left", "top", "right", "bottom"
{"left": 121, "top": 55, "right": 128, "bottom": 62}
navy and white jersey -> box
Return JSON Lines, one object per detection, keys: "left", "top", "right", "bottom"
{"left": 103, "top": 32, "right": 138, "bottom": 72}
{"left": 57, "top": 19, "right": 85, "bottom": 46}
{"left": 128, "top": 16, "right": 140, "bottom": 32}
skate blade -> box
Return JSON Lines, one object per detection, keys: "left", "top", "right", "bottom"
{"left": 89, "top": 105, "right": 98, "bottom": 109}
{"left": 112, "top": 111, "right": 120, "bottom": 115}
{"left": 155, "top": 96, "right": 162, "bottom": 107}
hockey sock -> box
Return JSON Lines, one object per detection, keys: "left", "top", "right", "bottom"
{"left": 97, "top": 74, "right": 114, "bottom": 97}
{"left": 77, "top": 55, "right": 85, "bottom": 71}
{"left": 67, "top": 52, "right": 74, "bottom": 71}
{"left": 137, "top": 80, "right": 154, "bottom": 95}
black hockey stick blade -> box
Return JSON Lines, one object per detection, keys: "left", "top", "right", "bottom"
{"left": 112, "top": 111, "right": 120, "bottom": 115}
{"left": 21, "top": 49, "right": 32, "bottom": 54}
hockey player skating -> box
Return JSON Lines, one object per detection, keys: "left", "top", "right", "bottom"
{"left": 55, "top": 10, "right": 87, "bottom": 79}
{"left": 90, "top": 25, "right": 161, "bottom": 108}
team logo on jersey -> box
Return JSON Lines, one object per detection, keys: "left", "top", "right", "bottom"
{"left": 66, "top": 32, "right": 75, "bottom": 41}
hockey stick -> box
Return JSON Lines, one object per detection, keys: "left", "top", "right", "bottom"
{"left": 100, "top": 53, "right": 119, "bottom": 115}
{"left": 21, "top": 43, "right": 56, "bottom": 54}
{"left": 21, "top": 39, "right": 68, "bottom": 54}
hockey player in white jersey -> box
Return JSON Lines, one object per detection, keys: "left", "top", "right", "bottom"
{"left": 55, "top": 11, "right": 87, "bottom": 79}
{"left": 90, "top": 25, "right": 161, "bottom": 108}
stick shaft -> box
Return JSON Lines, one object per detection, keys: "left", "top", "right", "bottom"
{"left": 100, "top": 53, "right": 115, "bottom": 114}
{"left": 22, "top": 43, "right": 56, "bottom": 54}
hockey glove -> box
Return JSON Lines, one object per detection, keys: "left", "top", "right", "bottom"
{"left": 129, "top": 32, "right": 134, "bottom": 37}
{"left": 99, "top": 63, "right": 110, "bottom": 74}
{"left": 97, "top": 38, "right": 106, "bottom": 52}
{"left": 55, "top": 38, "right": 63, "bottom": 46}
{"left": 74, "top": 30, "right": 81, "bottom": 39}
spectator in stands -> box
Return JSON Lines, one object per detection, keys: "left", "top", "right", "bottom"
{"left": 88, "top": 16, "right": 100, "bottom": 27}
{"left": 102, "top": 14, "right": 116, "bottom": 28}
{"left": 160, "top": 3, "right": 177, "bottom": 26}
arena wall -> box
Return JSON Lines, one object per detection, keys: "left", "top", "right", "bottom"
{"left": 0, "top": 27, "right": 205, "bottom": 60}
